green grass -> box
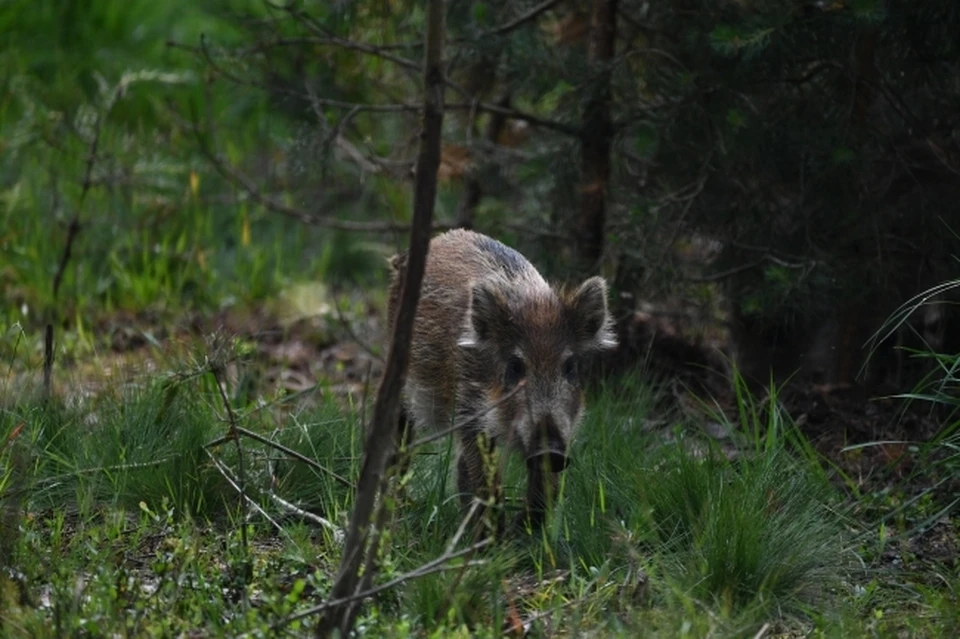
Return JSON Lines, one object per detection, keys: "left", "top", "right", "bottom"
{"left": 2, "top": 355, "right": 893, "bottom": 637}
{"left": 1, "top": 6, "right": 958, "bottom": 632}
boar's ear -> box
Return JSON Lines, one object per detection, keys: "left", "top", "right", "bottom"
{"left": 458, "top": 279, "right": 509, "bottom": 349}
{"left": 568, "top": 276, "right": 618, "bottom": 351}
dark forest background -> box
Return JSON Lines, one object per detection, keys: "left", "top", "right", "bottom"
{"left": 2, "top": 1, "right": 959, "bottom": 636}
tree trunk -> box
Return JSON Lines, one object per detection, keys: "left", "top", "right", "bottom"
{"left": 832, "top": 26, "right": 880, "bottom": 386}
{"left": 315, "top": 0, "right": 445, "bottom": 635}
{"left": 455, "top": 92, "right": 513, "bottom": 229}
{"left": 577, "top": 0, "right": 618, "bottom": 268}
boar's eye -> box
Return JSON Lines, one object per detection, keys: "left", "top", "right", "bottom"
{"left": 562, "top": 355, "right": 579, "bottom": 383}
{"left": 504, "top": 355, "right": 527, "bottom": 388}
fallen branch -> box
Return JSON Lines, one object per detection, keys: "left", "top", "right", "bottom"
{"left": 284, "top": 539, "right": 490, "bottom": 626}
{"left": 282, "top": 501, "right": 488, "bottom": 628}
{"left": 205, "top": 424, "right": 354, "bottom": 490}
{"left": 205, "top": 448, "right": 283, "bottom": 534}
{"left": 266, "top": 491, "right": 344, "bottom": 542}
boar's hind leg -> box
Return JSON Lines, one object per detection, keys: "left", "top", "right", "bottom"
{"left": 457, "top": 429, "right": 505, "bottom": 537}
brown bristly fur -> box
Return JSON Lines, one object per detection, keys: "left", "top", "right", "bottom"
{"left": 386, "top": 229, "right": 617, "bottom": 536}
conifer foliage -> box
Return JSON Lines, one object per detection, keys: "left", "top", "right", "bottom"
{"left": 198, "top": 0, "right": 960, "bottom": 389}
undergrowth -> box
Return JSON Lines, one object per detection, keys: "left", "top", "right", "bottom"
{"left": 0, "top": 355, "right": 865, "bottom": 637}
{"left": 0, "top": 0, "right": 394, "bottom": 370}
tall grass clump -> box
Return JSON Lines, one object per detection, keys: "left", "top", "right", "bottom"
{"left": 2, "top": 379, "right": 228, "bottom": 518}
{"left": 268, "top": 393, "right": 366, "bottom": 518}
{"left": 545, "top": 367, "right": 847, "bottom": 629}
{"left": 861, "top": 277, "right": 960, "bottom": 537}
{"left": 636, "top": 438, "right": 842, "bottom": 613}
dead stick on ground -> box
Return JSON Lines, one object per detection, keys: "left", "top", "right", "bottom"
{"left": 266, "top": 491, "right": 343, "bottom": 541}
{"left": 210, "top": 361, "right": 250, "bottom": 558}
{"left": 314, "top": 0, "right": 445, "bottom": 634}
{"left": 283, "top": 501, "right": 487, "bottom": 628}
{"left": 205, "top": 424, "right": 354, "bottom": 490}
{"left": 205, "top": 448, "right": 283, "bottom": 534}
{"left": 284, "top": 540, "right": 490, "bottom": 627}
{"left": 345, "top": 498, "right": 485, "bottom": 627}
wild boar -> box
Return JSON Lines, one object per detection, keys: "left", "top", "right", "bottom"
{"left": 386, "top": 229, "right": 617, "bottom": 533}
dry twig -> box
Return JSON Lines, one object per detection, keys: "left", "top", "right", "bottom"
{"left": 45, "top": 79, "right": 117, "bottom": 396}
{"left": 205, "top": 448, "right": 283, "bottom": 534}
{"left": 282, "top": 501, "right": 489, "bottom": 628}
{"left": 205, "top": 424, "right": 354, "bottom": 490}
{"left": 266, "top": 491, "right": 343, "bottom": 541}
{"left": 284, "top": 539, "right": 490, "bottom": 627}
{"left": 210, "top": 361, "right": 250, "bottom": 556}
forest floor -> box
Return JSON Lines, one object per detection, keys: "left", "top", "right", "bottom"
{"left": 2, "top": 294, "right": 959, "bottom": 637}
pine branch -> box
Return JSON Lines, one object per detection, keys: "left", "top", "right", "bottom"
{"left": 173, "top": 24, "right": 581, "bottom": 137}
{"left": 190, "top": 116, "right": 444, "bottom": 233}
{"left": 485, "top": 0, "right": 564, "bottom": 38}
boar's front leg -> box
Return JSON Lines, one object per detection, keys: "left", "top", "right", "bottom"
{"left": 518, "top": 459, "right": 560, "bottom": 531}
{"left": 457, "top": 428, "right": 505, "bottom": 538}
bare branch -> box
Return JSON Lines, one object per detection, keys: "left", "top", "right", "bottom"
{"left": 205, "top": 448, "right": 284, "bottom": 533}
{"left": 172, "top": 31, "right": 580, "bottom": 137}
{"left": 484, "top": 0, "right": 565, "bottom": 38}
{"left": 210, "top": 359, "right": 250, "bottom": 556}
{"left": 266, "top": 491, "right": 344, "bottom": 541}
{"left": 282, "top": 539, "right": 490, "bottom": 627}
{"left": 682, "top": 258, "right": 766, "bottom": 283}
{"left": 355, "top": 0, "right": 563, "bottom": 50}
{"left": 205, "top": 424, "right": 354, "bottom": 490}
{"left": 277, "top": 5, "right": 423, "bottom": 72}
{"left": 316, "top": 0, "right": 446, "bottom": 633}
{"left": 407, "top": 380, "right": 528, "bottom": 451}
{"left": 190, "top": 120, "right": 441, "bottom": 233}
{"left": 290, "top": 96, "right": 579, "bottom": 136}
{"left": 286, "top": 504, "right": 487, "bottom": 632}
{"left": 45, "top": 73, "right": 168, "bottom": 397}
{"left": 681, "top": 254, "right": 815, "bottom": 283}
{"left": 331, "top": 295, "right": 384, "bottom": 365}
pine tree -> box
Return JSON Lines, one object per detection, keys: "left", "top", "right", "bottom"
{"left": 201, "top": 0, "right": 960, "bottom": 390}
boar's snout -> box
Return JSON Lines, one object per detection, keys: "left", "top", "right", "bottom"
{"left": 525, "top": 416, "right": 570, "bottom": 472}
